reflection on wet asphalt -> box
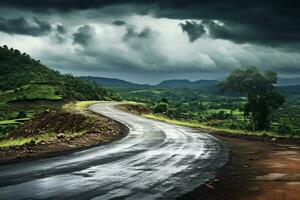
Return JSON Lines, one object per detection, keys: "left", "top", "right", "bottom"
{"left": 0, "top": 102, "right": 229, "bottom": 200}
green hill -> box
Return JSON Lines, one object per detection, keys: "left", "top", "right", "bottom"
{"left": 0, "top": 45, "right": 114, "bottom": 102}
{"left": 156, "top": 79, "right": 219, "bottom": 88}
{"left": 79, "top": 76, "right": 151, "bottom": 89}
{"left": 0, "top": 45, "right": 115, "bottom": 137}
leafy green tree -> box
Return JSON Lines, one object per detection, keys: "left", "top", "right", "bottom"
{"left": 153, "top": 102, "right": 169, "bottom": 114}
{"left": 219, "top": 67, "right": 285, "bottom": 131}
{"left": 159, "top": 98, "right": 169, "bottom": 104}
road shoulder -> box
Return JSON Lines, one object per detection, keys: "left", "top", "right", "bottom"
{"left": 179, "top": 135, "right": 300, "bottom": 200}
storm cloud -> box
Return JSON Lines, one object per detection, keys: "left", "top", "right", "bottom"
{"left": 0, "top": 1, "right": 299, "bottom": 83}
{"left": 0, "top": 17, "right": 52, "bottom": 36}
{"left": 1, "top": 1, "right": 300, "bottom": 46}
{"left": 73, "top": 25, "right": 96, "bottom": 46}
{"left": 112, "top": 20, "right": 126, "bottom": 26}
{"left": 179, "top": 21, "right": 206, "bottom": 42}
{"left": 123, "top": 26, "right": 152, "bottom": 41}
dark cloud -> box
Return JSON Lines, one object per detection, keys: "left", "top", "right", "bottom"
{"left": 1, "top": 1, "right": 298, "bottom": 47}
{"left": 123, "top": 26, "right": 152, "bottom": 41}
{"left": 179, "top": 20, "right": 255, "bottom": 44}
{"left": 0, "top": 0, "right": 137, "bottom": 11}
{"left": 0, "top": 17, "right": 52, "bottom": 36}
{"left": 53, "top": 24, "right": 67, "bottom": 43}
{"left": 203, "top": 20, "right": 274, "bottom": 45}
{"left": 1, "top": 0, "right": 300, "bottom": 79}
{"left": 112, "top": 20, "right": 126, "bottom": 26}
{"left": 56, "top": 24, "right": 66, "bottom": 34}
{"left": 179, "top": 21, "right": 205, "bottom": 42}
{"left": 73, "top": 25, "right": 96, "bottom": 46}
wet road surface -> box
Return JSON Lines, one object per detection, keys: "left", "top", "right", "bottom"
{"left": 0, "top": 102, "right": 228, "bottom": 199}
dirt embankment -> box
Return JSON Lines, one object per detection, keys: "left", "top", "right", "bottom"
{"left": 0, "top": 103, "right": 128, "bottom": 165}
{"left": 116, "top": 103, "right": 150, "bottom": 115}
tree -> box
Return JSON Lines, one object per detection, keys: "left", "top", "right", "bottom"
{"left": 219, "top": 67, "right": 285, "bottom": 131}
{"left": 153, "top": 102, "right": 169, "bottom": 113}
{"left": 159, "top": 98, "right": 169, "bottom": 104}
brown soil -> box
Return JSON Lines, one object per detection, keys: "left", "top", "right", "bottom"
{"left": 116, "top": 104, "right": 150, "bottom": 115}
{"left": 9, "top": 110, "right": 88, "bottom": 138}
{"left": 0, "top": 106, "right": 128, "bottom": 165}
{"left": 179, "top": 135, "right": 300, "bottom": 200}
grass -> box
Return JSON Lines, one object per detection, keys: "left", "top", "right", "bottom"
{"left": 0, "top": 84, "right": 62, "bottom": 103}
{"left": 62, "top": 100, "right": 104, "bottom": 112}
{"left": 0, "top": 132, "right": 57, "bottom": 148}
{"left": 0, "top": 118, "right": 30, "bottom": 125}
{"left": 142, "top": 114, "right": 299, "bottom": 139}
{"left": 62, "top": 100, "right": 138, "bottom": 112}
{"left": 0, "top": 130, "right": 87, "bottom": 148}
{"left": 0, "top": 120, "right": 20, "bottom": 125}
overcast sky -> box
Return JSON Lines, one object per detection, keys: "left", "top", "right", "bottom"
{"left": 0, "top": 0, "right": 300, "bottom": 84}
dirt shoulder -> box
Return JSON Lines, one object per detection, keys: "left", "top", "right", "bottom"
{"left": 179, "top": 134, "right": 300, "bottom": 200}
{"left": 119, "top": 103, "right": 300, "bottom": 200}
{"left": 0, "top": 102, "right": 128, "bottom": 165}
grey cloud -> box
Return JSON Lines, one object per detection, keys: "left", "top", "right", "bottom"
{"left": 179, "top": 19, "right": 280, "bottom": 46}
{"left": 179, "top": 21, "right": 205, "bottom": 42}
{"left": 73, "top": 25, "right": 96, "bottom": 46}
{"left": 112, "top": 20, "right": 126, "bottom": 26}
{"left": 1, "top": 1, "right": 300, "bottom": 47}
{"left": 51, "top": 23, "right": 67, "bottom": 43}
{"left": 123, "top": 25, "right": 152, "bottom": 41}
{"left": 0, "top": 17, "right": 52, "bottom": 36}
{"left": 56, "top": 23, "right": 66, "bottom": 34}
{"left": 203, "top": 20, "right": 264, "bottom": 45}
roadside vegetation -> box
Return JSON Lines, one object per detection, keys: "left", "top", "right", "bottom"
{"left": 115, "top": 68, "right": 300, "bottom": 138}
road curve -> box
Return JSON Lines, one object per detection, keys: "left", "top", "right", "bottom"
{"left": 0, "top": 102, "right": 228, "bottom": 200}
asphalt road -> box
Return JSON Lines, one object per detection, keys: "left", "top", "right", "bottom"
{"left": 0, "top": 102, "right": 229, "bottom": 200}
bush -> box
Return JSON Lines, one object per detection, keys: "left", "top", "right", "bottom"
{"left": 153, "top": 102, "right": 169, "bottom": 113}
{"left": 17, "top": 111, "right": 27, "bottom": 118}
{"left": 278, "top": 123, "right": 293, "bottom": 135}
{"left": 224, "top": 120, "right": 247, "bottom": 130}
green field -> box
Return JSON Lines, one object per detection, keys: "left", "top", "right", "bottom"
{"left": 116, "top": 86, "right": 300, "bottom": 137}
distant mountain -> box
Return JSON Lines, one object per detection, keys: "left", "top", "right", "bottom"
{"left": 156, "top": 79, "right": 219, "bottom": 88}
{"left": 0, "top": 45, "right": 114, "bottom": 102}
{"left": 79, "top": 76, "right": 151, "bottom": 88}
{"left": 80, "top": 77, "right": 220, "bottom": 89}
{"left": 277, "top": 77, "right": 300, "bottom": 86}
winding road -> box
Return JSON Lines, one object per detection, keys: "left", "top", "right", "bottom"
{"left": 0, "top": 102, "right": 229, "bottom": 200}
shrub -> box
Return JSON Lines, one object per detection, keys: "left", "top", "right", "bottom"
{"left": 153, "top": 102, "right": 169, "bottom": 113}
{"left": 278, "top": 123, "right": 293, "bottom": 135}
{"left": 17, "top": 111, "right": 27, "bottom": 118}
